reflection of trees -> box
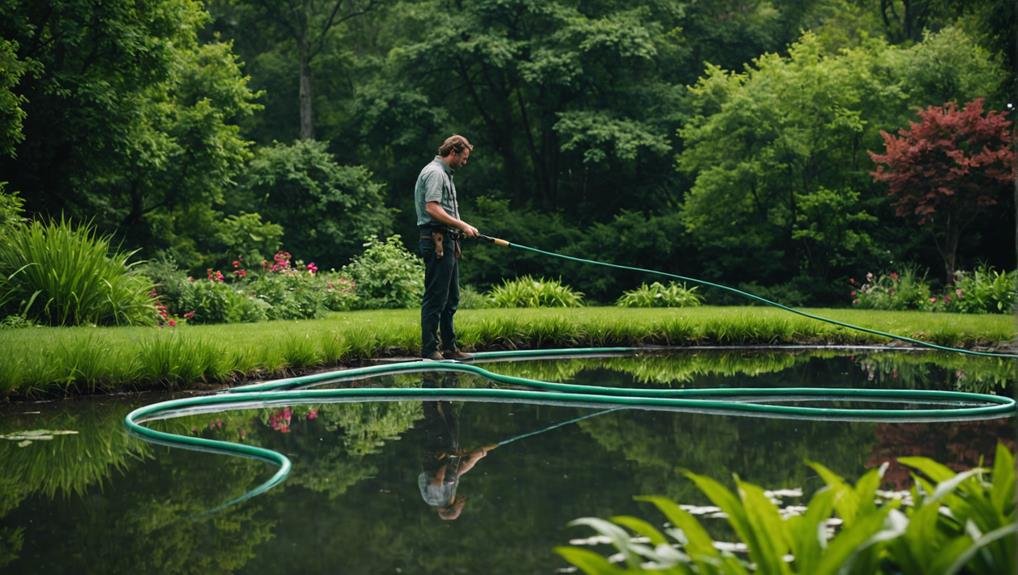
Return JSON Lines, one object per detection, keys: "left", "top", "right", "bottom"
{"left": 579, "top": 410, "right": 876, "bottom": 504}
{"left": 253, "top": 401, "right": 423, "bottom": 499}
{"left": 868, "top": 420, "right": 1016, "bottom": 490}
{"left": 486, "top": 350, "right": 822, "bottom": 386}
{"left": 857, "top": 353, "right": 1015, "bottom": 393}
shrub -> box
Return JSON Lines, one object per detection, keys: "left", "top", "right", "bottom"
{"left": 458, "top": 284, "right": 492, "bottom": 309}
{"left": 488, "top": 275, "right": 584, "bottom": 308}
{"left": 343, "top": 236, "right": 423, "bottom": 309}
{"left": 213, "top": 212, "right": 284, "bottom": 267}
{"left": 557, "top": 443, "right": 1016, "bottom": 574}
{"left": 176, "top": 277, "right": 248, "bottom": 324}
{"left": 944, "top": 266, "right": 1016, "bottom": 314}
{"left": 617, "top": 281, "right": 702, "bottom": 308}
{"left": 246, "top": 268, "right": 324, "bottom": 320}
{"left": 140, "top": 257, "right": 191, "bottom": 313}
{"left": 319, "top": 272, "right": 360, "bottom": 311}
{"left": 850, "top": 267, "right": 932, "bottom": 311}
{"left": 0, "top": 218, "right": 157, "bottom": 326}
{"left": 0, "top": 184, "right": 26, "bottom": 232}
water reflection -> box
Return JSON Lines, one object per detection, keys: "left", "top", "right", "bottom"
{"left": 418, "top": 372, "right": 494, "bottom": 520}
{"left": 0, "top": 350, "right": 1013, "bottom": 574}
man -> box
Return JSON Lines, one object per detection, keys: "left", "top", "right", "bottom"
{"left": 415, "top": 134, "right": 479, "bottom": 361}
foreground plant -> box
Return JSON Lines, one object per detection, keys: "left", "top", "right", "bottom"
{"left": 0, "top": 218, "right": 157, "bottom": 326}
{"left": 556, "top": 443, "right": 1016, "bottom": 574}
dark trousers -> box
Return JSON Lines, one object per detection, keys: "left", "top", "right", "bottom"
{"left": 419, "top": 231, "right": 460, "bottom": 355}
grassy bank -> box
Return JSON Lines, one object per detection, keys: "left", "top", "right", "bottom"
{"left": 0, "top": 307, "right": 1013, "bottom": 397}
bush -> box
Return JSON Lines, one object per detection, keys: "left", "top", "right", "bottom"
{"left": 944, "top": 266, "right": 1016, "bottom": 314}
{"left": 0, "top": 218, "right": 157, "bottom": 326}
{"left": 617, "top": 281, "right": 702, "bottom": 308}
{"left": 176, "top": 277, "right": 254, "bottom": 324}
{"left": 319, "top": 272, "right": 360, "bottom": 311}
{"left": 343, "top": 236, "right": 423, "bottom": 309}
{"left": 246, "top": 268, "right": 325, "bottom": 320}
{"left": 488, "top": 276, "right": 584, "bottom": 308}
{"left": 0, "top": 184, "right": 26, "bottom": 232}
{"left": 458, "top": 285, "right": 492, "bottom": 309}
{"left": 850, "top": 267, "right": 932, "bottom": 311}
{"left": 140, "top": 257, "right": 192, "bottom": 312}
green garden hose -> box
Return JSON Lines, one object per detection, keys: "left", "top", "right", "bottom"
{"left": 476, "top": 234, "right": 1018, "bottom": 360}
{"left": 124, "top": 239, "right": 1017, "bottom": 511}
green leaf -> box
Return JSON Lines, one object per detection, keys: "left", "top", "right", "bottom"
{"left": 787, "top": 487, "right": 836, "bottom": 574}
{"left": 609, "top": 515, "right": 669, "bottom": 547}
{"left": 990, "top": 443, "right": 1015, "bottom": 515}
{"left": 569, "top": 517, "right": 639, "bottom": 569}
{"left": 736, "top": 479, "right": 792, "bottom": 575}
{"left": 944, "top": 522, "right": 1018, "bottom": 575}
{"left": 636, "top": 496, "right": 719, "bottom": 560}
{"left": 554, "top": 547, "right": 625, "bottom": 574}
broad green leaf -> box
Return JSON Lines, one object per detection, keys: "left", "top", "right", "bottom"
{"left": 554, "top": 547, "right": 626, "bottom": 575}
{"left": 815, "top": 505, "right": 893, "bottom": 575}
{"left": 609, "top": 514, "right": 669, "bottom": 547}
{"left": 569, "top": 517, "right": 639, "bottom": 569}
{"left": 788, "top": 488, "right": 836, "bottom": 574}
{"left": 898, "top": 456, "right": 956, "bottom": 484}
{"left": 684, "top": 472, "right": 753, "bottom": 551}
{"left": 808, "top": 461, "right": 859, "bottom": 525}
{"left": 636, "top": 496, "right": 719, "bottom": 560}
{"left": 736, "top": 479, "right": 792, "bottom": 575}
{"left": 990, "top": 443, "right": 1015, "bottom": 515}
{"left": 944, "top": 522, "right": 1018, "bottom": 575}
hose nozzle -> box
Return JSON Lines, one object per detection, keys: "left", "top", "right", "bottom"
{"left": 477, "top": 233, "right": 510, "bottom": 247}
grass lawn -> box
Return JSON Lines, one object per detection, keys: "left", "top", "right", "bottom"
{"left": 0, "top": 306, "right": 1013, "bottom": 397}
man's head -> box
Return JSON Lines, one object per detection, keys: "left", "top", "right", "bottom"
{"left": 438, "top": 134, "right": 472, "bottom": 169}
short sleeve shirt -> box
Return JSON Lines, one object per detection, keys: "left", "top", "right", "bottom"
{"left": 415, "top": 156, "right": 459, "bottom": 227}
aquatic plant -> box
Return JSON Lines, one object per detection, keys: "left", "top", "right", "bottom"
{"left": 556, "top": 444, "right": 1016, "bottom": 574}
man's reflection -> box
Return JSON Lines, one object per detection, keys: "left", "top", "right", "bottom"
{"left": 418, "top": 371, "right": 494, "bottom": 520}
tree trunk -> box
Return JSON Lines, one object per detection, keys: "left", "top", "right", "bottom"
{"left": 298, "top": 37, "right": 314, "bottom": 140}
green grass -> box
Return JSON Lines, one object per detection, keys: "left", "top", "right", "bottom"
{"left": 0, "top": 307, "right": 1013, "bottom": 397}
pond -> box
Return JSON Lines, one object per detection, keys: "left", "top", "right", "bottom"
{"left": 1, "top": 349, "right": 1014, "bottom": 574}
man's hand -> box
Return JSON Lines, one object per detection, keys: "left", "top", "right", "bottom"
{"left": 460, "top": 223, "right": 479, "bottom": 238}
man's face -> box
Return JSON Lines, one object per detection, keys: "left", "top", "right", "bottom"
{"left": 451, "top": 148, "right": 470, "bottom": 169}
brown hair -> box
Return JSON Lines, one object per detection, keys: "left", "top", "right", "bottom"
{"left": 438, "top": 135, "right": 473, "bottom": 157}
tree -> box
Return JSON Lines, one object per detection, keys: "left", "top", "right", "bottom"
{"left": 238, "top": 139, "right": 394, "bottom": 268}
{"left": 677, "top": 34, "right": 905, "bottom": 294}
{"left": 0, "top": 0, "right": 260, "bottom": 262}
{"left": 0, "top": 38, "right": 26, "bottom": 159}
{"left": 216, "top": 0, "right": 381, "bottom": 140}
{"left": 869, "top": 99, "right": 1014, "bottom": 282}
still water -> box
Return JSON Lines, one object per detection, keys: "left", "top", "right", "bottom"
{"left": 1, "top": 350, "right": 1014, "bottom": 574}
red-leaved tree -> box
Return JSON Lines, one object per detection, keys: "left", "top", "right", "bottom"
{"left": 869, "top": 98, "right": 1014, "bottom": 282}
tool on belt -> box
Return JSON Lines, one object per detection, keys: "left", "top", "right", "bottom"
{"left": 430, "top": 229, "right": 461, "bottom": 259}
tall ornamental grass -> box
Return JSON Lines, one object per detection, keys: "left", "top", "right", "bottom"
{"left": 0, "top": 218, "right": 157, "bottom": 326}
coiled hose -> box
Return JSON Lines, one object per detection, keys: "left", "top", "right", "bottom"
{"left": 125, "top": 239, "right": 1016, "bottom": 511}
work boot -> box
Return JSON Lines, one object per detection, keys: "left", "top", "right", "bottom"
{"left": 423, "top": 351, "right": 444, "bottom": 361}
{"left": 442, "top": 349, "right": 473, "bottom": 361}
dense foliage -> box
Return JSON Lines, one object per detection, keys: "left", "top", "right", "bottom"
{"left": 1, "top": 0, "right": 1014, "bottom": 309}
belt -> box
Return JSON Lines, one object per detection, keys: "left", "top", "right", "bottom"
{"left": 419, "top": 227, "right": 460, "bottom": 239}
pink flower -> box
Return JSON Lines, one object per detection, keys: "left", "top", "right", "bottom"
{"left": 307, "top": 262, "right": 318, "bottom": 275}
{"left": 232, "top": 260, "right": 241, "bottom": 269}
{"left": 168, "top": 319, "right": 177, "bottom": 327}
{"left": 850, "top": 290, "right": 857, "bottom": 298}
{"left": 183, "top": 310, "right": 196, "bottom": 320}
{"left": 306, "top": 409, "right": 318, "bottom": 421}
{"left": 889, "top": 272, "right": 899, "bottom": 281}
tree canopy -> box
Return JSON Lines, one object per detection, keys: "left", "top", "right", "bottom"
{"left": 1, "top": 0, "right": 1013, "bottom": 301}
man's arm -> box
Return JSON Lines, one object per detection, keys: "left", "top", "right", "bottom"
{"left": 425, "top": 201, "right": 479, "bottom": 237}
